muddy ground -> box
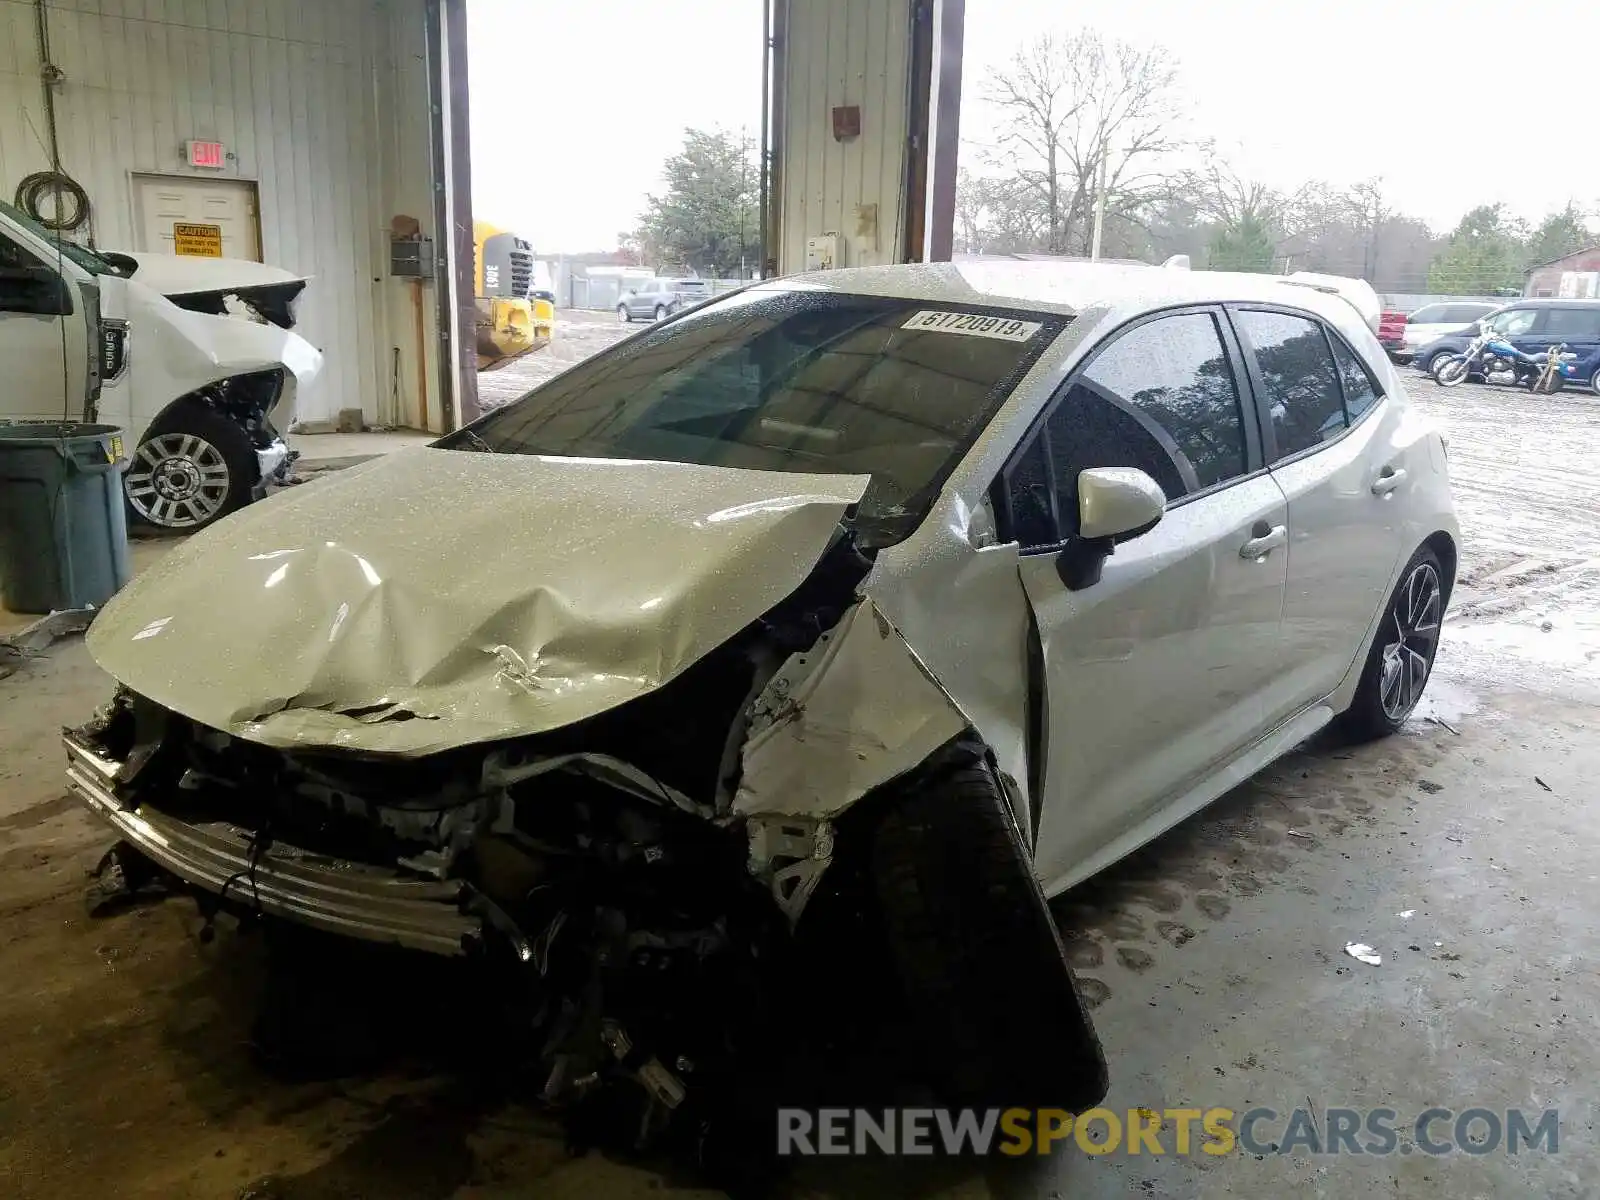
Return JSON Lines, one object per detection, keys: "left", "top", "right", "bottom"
{"left": 1, "top": 377, "right": 1596, "bottom": 1198}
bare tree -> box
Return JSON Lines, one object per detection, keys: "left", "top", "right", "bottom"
{"left": 980, "top": 30, "right": 1188, "bottom": 256}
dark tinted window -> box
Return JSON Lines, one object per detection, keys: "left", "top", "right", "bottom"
{"left": 1074, "top": 312, "right": 1247, "bottom": 493}
{"left": 1004, "top": 311, "right": 1247, "bottom": 547}
{"left": 1235, "top": 309, "right": 1346, "bottom": 460}
{"left": 455, "top": 289, "right": 1063, "bottom": 548}
{"left": 1328, "top": 334, "right": 1381, "bottom": 423}
{"left": 1485, "top": 308, "right": 1538, "bottom": 336}
{"left": 1408, "top": 304, "right": 1448, "bottom": 324}
{"left": 1443, "top": 304, "right": 1493, "bottom": 325}
{"left": 1542, "top": 307, "right": 1600, "bottom": 338}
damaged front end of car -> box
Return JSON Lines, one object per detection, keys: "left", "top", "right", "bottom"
{"left": 65, "top": 450, "right": 1106, "bottom": 1163}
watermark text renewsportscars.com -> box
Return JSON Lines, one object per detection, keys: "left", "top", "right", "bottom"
{"left": 775, "top": 1106, "right": 1561, "bottom": 1157}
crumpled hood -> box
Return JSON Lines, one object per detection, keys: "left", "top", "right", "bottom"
{"left": 88, "top": 447, "right": 868, "bottom": 756}
{"left": 112, "top": 251, "right": 309, "bottom": 297}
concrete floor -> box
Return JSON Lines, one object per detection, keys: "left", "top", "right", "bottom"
{"left": 1, "top": 380, "right": 1596, "bottom": 1198}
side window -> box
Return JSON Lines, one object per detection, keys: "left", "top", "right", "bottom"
{"left": 1445, "top": 305, "right": 1490, "bottom": 325}
{"left": 0, "top": 233, "right": 67, "bottom": 316}
{"left": 1408, "top": 305, "right": 1446, "bottom": 324}
{"left": 1328, "top": 333, "right": 1382, "bottom": 423}
{"left": 1486, "top": 308, "right": 1537, "bottom": 337}
{"left": 1542, "top": 307, "right": 1600, "bottom": 338}
{"left": 1004, "top": 311, "right": 1248, "bottom": 547}
{"left": 1233, "top": 309, "right": 1345, "bottom": 461}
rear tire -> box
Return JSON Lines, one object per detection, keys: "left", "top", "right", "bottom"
{"left": 654, "top": 304, "right": 667, "bottom": 321}
{"left": 1337, "top": 545, "right": 1445, "bottom": 742}
{"left": 125, "top": 403, "right": 256, "bottom": 533}
{"left": 869, "top": 756, "right": 1108, "bottom": 1112}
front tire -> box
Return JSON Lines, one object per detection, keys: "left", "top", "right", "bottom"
{"left": 1425, "top": 350, "right": 1456, "bottom": 379}
{"left": 870, "top": 756, "right": 1107, "bottom": 1112}
{"left": 617, "top": 305, "right": 631, "bottom": 323}
{"left": 125, "top": 403, "right": 256, "bottom": 533}
{"left": 1435, "top": 356, "right": 1470, "bottom": 386}
{"left": 1338, "top": 545, "right": 1445, "bottom": 741}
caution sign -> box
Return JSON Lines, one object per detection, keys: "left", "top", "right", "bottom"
{"left": 172, "top": 222, "right": 223, "bottom": 257}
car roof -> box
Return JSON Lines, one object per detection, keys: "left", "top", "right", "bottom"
{"left": 1506, "top": 297, "right": 1600, "bottom": 307}
{"left": 756, "top": 260, "right": 1371, "bottom": 330}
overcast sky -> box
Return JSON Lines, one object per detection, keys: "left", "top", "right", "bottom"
{"left": 468, "top": 0, "right": 1600, "bottom": 253}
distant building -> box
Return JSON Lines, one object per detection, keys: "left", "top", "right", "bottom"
{"left": 1524, "top": 247, "right": 1600, "bottom": 299}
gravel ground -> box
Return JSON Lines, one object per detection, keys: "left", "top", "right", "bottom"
{"left": 1405, "top": 375, "right": 1600, "bottom": 698}
{"left": 474, "top": 309, "right": 634, "bottom": 411}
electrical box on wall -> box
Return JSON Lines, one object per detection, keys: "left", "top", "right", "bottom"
{"left": 390, "top": 235, "right": 435, "bottom": 279}
{"left": 805, "top": 234, "right": 839, "bottom": 271}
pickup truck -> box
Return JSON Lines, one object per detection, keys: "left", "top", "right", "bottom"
{"left": 0, "top": 200, "right": 321, "bottom": 531}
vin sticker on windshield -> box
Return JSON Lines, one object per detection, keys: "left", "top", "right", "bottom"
{"left": 901, "top": 310, "right": 1043, "bottom": 342}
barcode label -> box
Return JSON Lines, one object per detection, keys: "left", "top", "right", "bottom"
{"left": 901, "top": 310, "right": 1043, "bottom": 341}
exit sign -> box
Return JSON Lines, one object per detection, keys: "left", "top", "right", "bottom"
{"left": 185, "top": 139, "right": 225, "bottom": 168}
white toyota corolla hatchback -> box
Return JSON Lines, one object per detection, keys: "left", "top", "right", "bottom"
{"left": 68, "top": 261, "right": 1456, "bottom": 1145}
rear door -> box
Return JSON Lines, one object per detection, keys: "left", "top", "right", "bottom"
{"left": 1229, "top": 306, "right": 1410, "bottom": 707}
{"left": 1010, "top": 307, "right": 1293, "bottom": 894}
{"left": 1523, "top": 305, "right": 1600, "bottom": 377}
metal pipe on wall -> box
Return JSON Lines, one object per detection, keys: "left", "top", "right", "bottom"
{"left": 422, "top": 0, "right": 479, "bottom": 431}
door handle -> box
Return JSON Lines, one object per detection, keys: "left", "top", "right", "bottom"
{"left": 1371, "top": 466, "right": 1407, "bottom": 496}
{"left": 1239, "top": 522, "right": 1287, "bottom": 560}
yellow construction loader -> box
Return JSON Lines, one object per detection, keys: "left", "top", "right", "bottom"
{"left": 474, "top": 221, "right": 555, "bottom": 370}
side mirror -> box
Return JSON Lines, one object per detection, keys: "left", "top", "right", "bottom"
{"left": 1056, "top": 467, "right": 1166, "bottom": 591}
{"left": 1078, "top": 466, "right": 1166, "bottom": 541}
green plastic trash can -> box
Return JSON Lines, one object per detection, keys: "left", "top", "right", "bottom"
{"left": 0, "top": 422, "right": 131, "bottom": 615}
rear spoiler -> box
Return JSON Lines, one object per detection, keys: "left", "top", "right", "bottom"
{"left": 1277, "top": 272, "right": 1382, "bottom": 334}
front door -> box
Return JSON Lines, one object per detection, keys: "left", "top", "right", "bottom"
{"left": 1006, "top": 308, "right": 1292, "bottom": 896}
{"left": 132, "top": 174, "right": 262, "bottom": 261}
{"left": 0, "top": 228, "right": 75, "bottom": 422}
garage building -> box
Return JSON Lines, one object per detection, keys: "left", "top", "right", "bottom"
{"left": 0, "top": 0, "right": 473, "bottom": 432}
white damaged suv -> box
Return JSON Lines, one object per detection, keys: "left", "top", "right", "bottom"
{"left": 66, "top": 261, "right": 1457, "bottom": 1144}
{"left": 0, "top": 201, "right": 321, "bottom": 530}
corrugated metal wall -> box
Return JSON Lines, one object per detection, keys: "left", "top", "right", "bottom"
{"left": 775, "top": 0, "right": 912, "bottom": 276}
{"left": 0, "top": 0, "right": 437, "bottom": 427}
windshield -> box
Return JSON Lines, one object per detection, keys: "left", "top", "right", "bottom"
{"left": 445, "top": 287, "right": 1066, "bottom": 547}
{"left": 0, "top": 200, "right": 125, "bottom": 277}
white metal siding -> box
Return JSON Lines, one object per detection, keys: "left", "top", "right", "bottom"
{"left": 776, "top": 0, "right": 912, "bottom": 276}
{"left": 0, "top": 0, "right": 436, "bottom": 427}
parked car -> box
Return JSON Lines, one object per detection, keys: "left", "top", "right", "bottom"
{"left": 67, "top": 261, "right": 1456, "bottom": 1155}
{"left": 1393, "top": 301, "right": 1499, "bottom": 362}
{"left": 1412, "top": 298, "right": 1600, "bottom": 392}
{"left": 617, "top": 276, "right": 711, "bottom": 322}
{"left": 0, "top": 200, "right": 322, "bottom": 531}
{"left": 1378, "top": 309, "right": 1408, "bottom": 357}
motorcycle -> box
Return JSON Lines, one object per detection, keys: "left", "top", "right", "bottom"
{"left": 1434, "top": 331, "right": 1579, "bottom": 393}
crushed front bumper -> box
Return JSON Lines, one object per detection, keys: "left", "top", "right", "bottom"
{"left": 64, "top": 734, "right": 481, "bottom": 956}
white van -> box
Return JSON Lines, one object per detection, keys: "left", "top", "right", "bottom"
{"left": 0, "top": 201, "right": 321, "bottom": 531}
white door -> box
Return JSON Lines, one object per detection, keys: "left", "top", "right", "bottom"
{"left": 132, "top": 175, "right": 261, "bottom": 261}
{"left": 1229, "top": 307, "right": 1413, "bottom": 706}
{"left": 1004, "top": 309, "right": 1293, "bottom": 895}
{"left": 0, "top": 228, "right": 79, "bottom": 422}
